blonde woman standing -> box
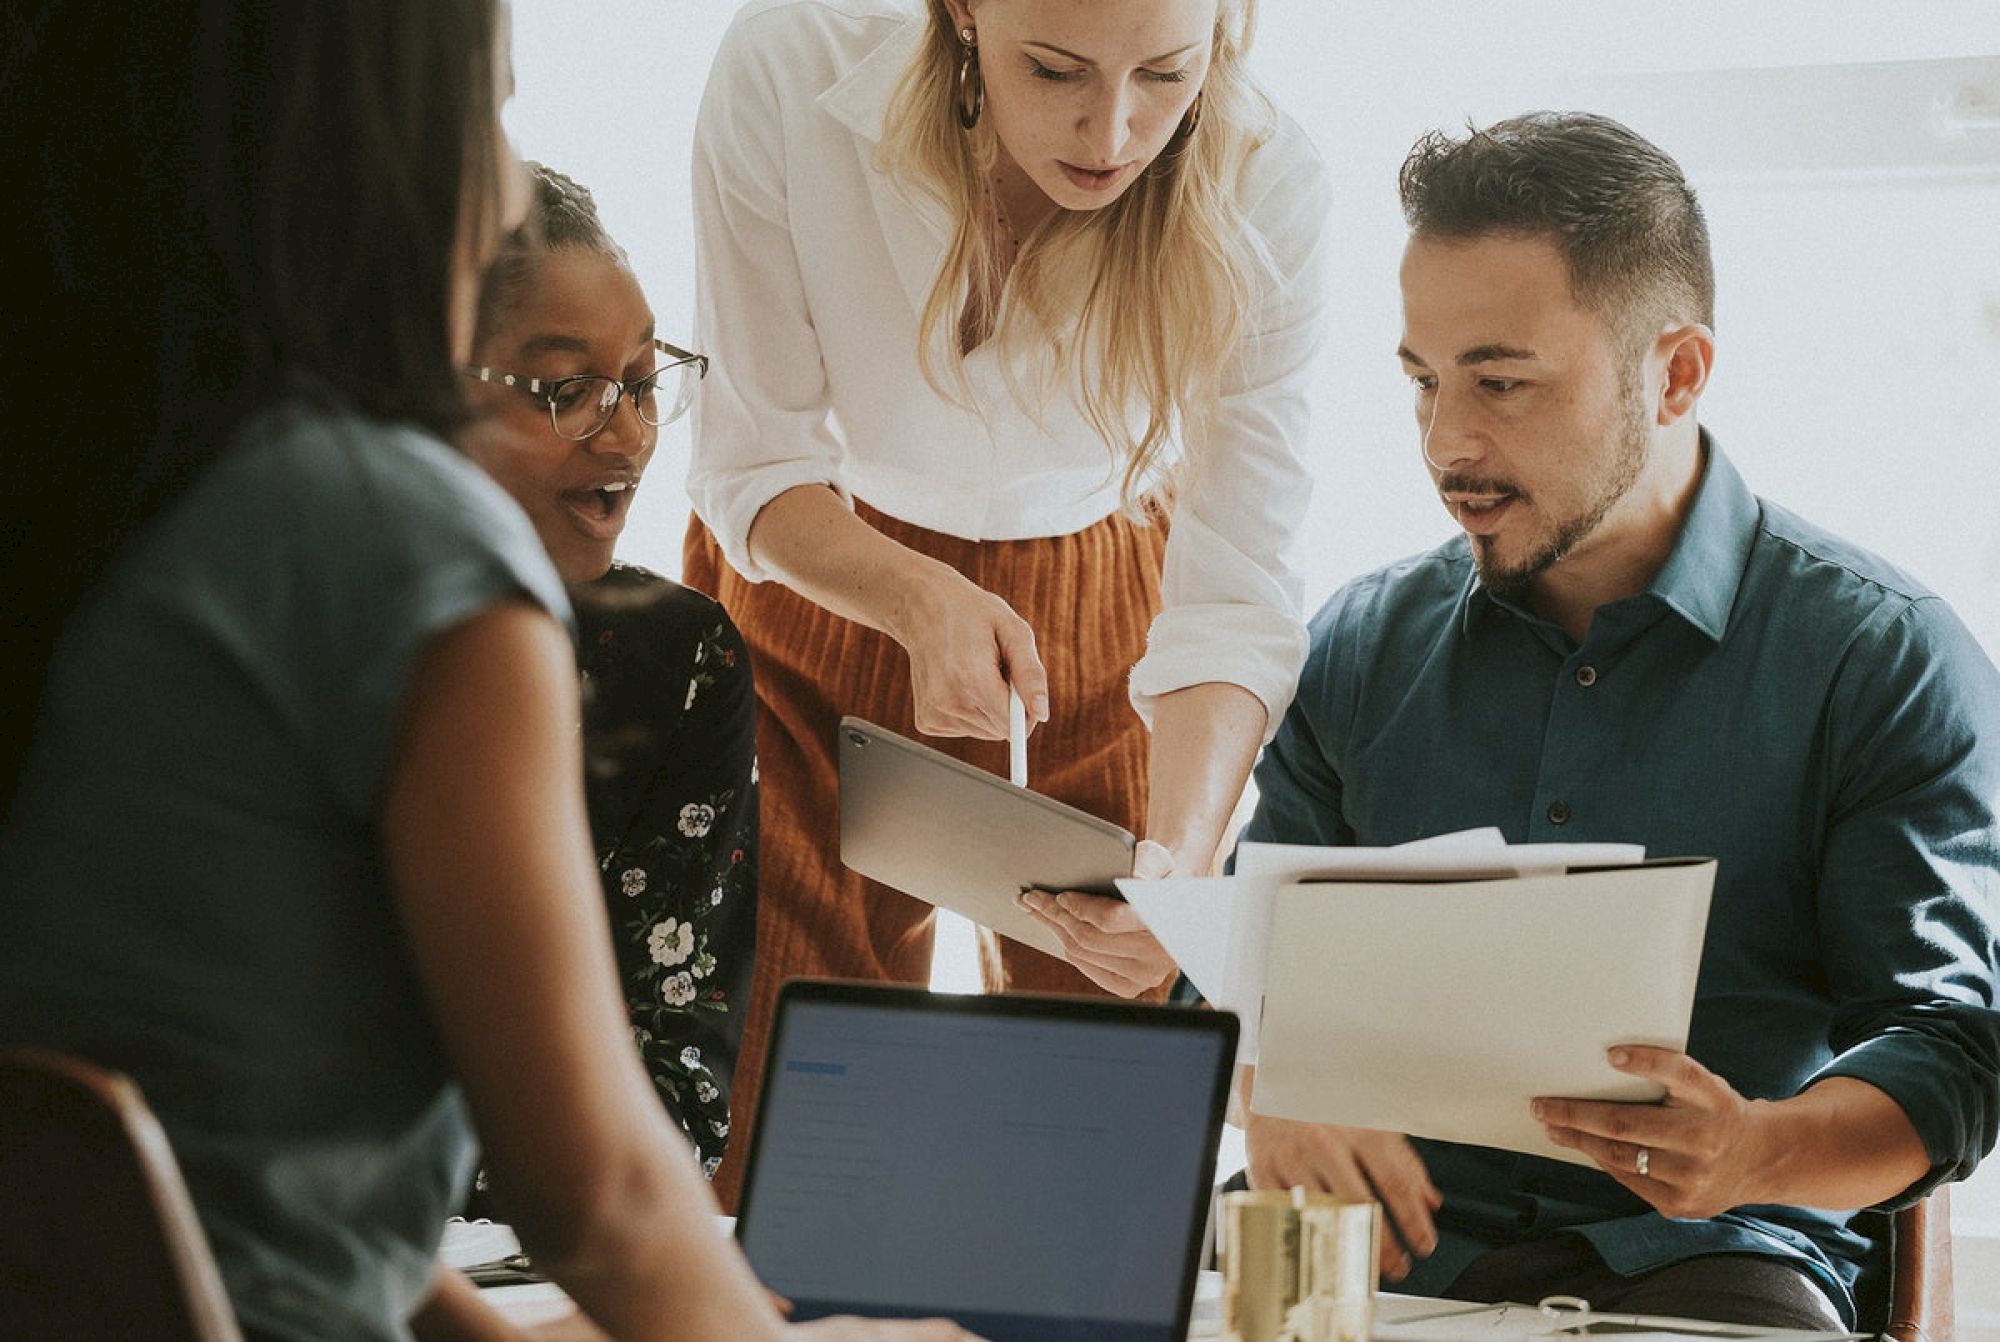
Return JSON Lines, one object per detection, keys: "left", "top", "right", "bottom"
{"left": 687, "top": 0, "right": 1330, "bottom": 1206}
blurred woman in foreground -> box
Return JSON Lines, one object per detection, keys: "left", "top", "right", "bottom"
{"left": 0, "top": 4, "right": 970, "bottom": 1340}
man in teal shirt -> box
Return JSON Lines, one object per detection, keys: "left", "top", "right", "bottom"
{"left": 1240, "top": 113, "right": 2000, "bottom": 1330}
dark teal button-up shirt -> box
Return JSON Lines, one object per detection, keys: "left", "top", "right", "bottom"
{"left": 1244, "top": 440, "right": 2000, "bottom": 1324}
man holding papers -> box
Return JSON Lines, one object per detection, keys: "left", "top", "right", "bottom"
{"left": 1239, "top": 113, "right": 2000, "bottom": 1331}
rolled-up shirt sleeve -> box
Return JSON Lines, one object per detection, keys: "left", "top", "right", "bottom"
{"left": 1128, "top": 121, "right": 1332, "bottom": 739}
{"left": 1809, "top": 595, "right": 2000, "bottom": 1205}
{"left": 687, "top": 12, "right": 850, "bottom": 584}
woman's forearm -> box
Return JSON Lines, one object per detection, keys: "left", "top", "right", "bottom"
{"left": 385, "top": 606, "right": 789, "bottom": 1342}
{"left": 524, "top": 1165, "right": 783, "bottom": 1342}
{"left": 1144, "top": 682, "right": 1267, "bottom": 873}
{"left": 1013, "top": 682, "right": 1263, "bottom": 994}
{"left": 744, "top": 484, "right": 951, "bottom": 647}
{"left": 745, "top": 484, "right": 1049, "bottom": 737}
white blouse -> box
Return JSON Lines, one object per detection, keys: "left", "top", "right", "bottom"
{"left": 688, "top": 0, "right": 1332, "bottom": 734}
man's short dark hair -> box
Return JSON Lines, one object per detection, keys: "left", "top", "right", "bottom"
{"left": 1398, "top": 112, "right": 1716, "bottom": 343}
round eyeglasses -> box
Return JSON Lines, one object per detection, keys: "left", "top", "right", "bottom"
{"left": 465, "top": 338, "right": 710, "bottom": 441}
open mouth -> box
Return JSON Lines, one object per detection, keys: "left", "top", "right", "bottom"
{"left": 559, "top": 479, "right": 635, "bottom": 539}
{"left": 1444, "top": 490, "right": 1520, "bottom": 535}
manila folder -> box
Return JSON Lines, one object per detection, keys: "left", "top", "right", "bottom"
{"left": 1251, "top": 859, "right": 1715, "bottom": 1166}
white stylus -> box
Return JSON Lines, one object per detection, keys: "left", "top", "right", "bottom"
{"left": 1008, "top": 688, "right": 1029, "bottom": 789}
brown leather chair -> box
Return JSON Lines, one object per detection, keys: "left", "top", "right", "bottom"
{"left": 0, "top": 1049, "right": 243, "bottom": 1342}
{"left": 1884, "top": 1186, "right": 1954, "bottom": 1342}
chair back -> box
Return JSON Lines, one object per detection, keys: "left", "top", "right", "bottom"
{"left": 1885, "top": 1185, "right": 1954, "bottom": 1342}
{"left": 0, "top": 1048, "right": 243, "bottom": 1342}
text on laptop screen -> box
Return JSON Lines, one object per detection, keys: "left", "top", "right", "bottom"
{"left": 739, "top": 994, "right": 1230, "bottom": 1342}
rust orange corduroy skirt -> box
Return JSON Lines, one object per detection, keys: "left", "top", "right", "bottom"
{"left": 683, "top": 499, "right": 1170, "bottom": 1212}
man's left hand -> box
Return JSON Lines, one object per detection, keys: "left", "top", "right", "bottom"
{"left": 1533, "top": 1045, "right": 1768, "bottom": 1219}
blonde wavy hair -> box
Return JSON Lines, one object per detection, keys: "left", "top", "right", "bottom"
{"left": 880, "top": 0, "right": 1274, "bottom": 504}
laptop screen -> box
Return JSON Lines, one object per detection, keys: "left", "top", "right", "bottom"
{"left": 737, "top": 982, "right": 1236, "bottom": 1342}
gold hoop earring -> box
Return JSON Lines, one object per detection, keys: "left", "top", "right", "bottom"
{"left": 955, "top": 27, "right": 984, "bottom": 130}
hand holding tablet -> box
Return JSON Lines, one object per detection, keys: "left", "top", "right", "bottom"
{"left": 838, "top": 717, "right": 1133, "bottom": 959}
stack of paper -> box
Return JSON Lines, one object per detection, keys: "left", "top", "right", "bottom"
{"left": 1118, "top": 831, "right": 1714, "bottom": 1164}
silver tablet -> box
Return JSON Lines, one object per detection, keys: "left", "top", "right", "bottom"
{"left": 837, "top": 716, "right": 1136, "bottom": 957}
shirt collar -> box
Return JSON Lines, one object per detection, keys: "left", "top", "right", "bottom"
{"left": 818, "top": 13, "right": 926, "bottom": 145}
{"left": 1644, "top": 431, "right": 1757, "bottom": 644}
{"left": 1458, "top": 430, "right": 1758, "bottom": 645}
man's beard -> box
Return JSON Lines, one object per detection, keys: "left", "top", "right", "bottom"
{"left": 1472, "top": 382, "right": 1651, "bottom": 601}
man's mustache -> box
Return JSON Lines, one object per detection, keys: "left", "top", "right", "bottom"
{"left": 1435, "top": 473, "right": 1524, "bottom": 499}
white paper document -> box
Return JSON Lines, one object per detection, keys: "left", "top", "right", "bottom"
{"left": 1255, "top": 858, "right": 1713, "bottom": 1162}
{"left": 1116, "top": 830, "right": 1648, "bottom": 1054}
{"left": 1118, "top": 832, "right": 1713, "bottom": 1164}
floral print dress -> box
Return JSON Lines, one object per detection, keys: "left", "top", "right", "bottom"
{"left": 574, "top": 563, "right": 758, "bottom": 1178}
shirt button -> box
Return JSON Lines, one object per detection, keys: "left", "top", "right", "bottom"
{"left": 1547, "top": 801, "right": 1572, "bottom": 825}
{"left": 1575, "top": 664, "right": 1598, "bottom": 687}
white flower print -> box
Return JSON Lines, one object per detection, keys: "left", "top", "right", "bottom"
{"left": 661, "top": 972, "right": 696, "bottom": 1007}
{"left": 684, "top": 680, "right": 698, "bottom": 711}
{"left": 709, "top": 883, "right": 724, "bottom": 907}
{"left": 751, "top": 756, "right": 760, "bottom": 785}
{"left": 695, "top": 1079, "right": 719, "bottom": 1104}
{"left": 709, "top": 1119, "right": 730, "bottom": 1139}
{"left": 681, "top": 1045, "right": 703, "bottom": 1070}
{"left": 620, "top": 867, "right": 646, "bottom": 898}
{"left": 678, "top": 802, "right": 714, "bottom": 838}
{"left": 647, "top": 918, "right": 694, "bottom": 968}
{"left": 702, "top": 1155, "right": 723, "bottom": 1179}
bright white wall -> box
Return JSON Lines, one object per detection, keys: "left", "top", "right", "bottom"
{"left": 510, "top": 3, "right": 2000, "bottom": 657}
{"left": 510, "top": 0, "right": 2000, "bottom": 1301}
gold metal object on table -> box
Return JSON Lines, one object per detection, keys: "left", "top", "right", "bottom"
{"left": 1218, "top": 1187, "right": 1379, "bottom": 1342}
{"left": 1219, "top": 1190, "right": 1300, "bottom": 1342}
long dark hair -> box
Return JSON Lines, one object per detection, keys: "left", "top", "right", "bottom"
{"left": 0, "top": 0, "right": 506, "bottom": 811}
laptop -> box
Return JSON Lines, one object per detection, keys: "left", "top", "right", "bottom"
{"left": 736, "top": 981, "right": 1238, "bottom": 1342}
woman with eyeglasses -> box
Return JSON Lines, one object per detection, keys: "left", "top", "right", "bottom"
{"left": 0, "top": 4, "right": 970, "bottom": 1339}
{"left": 686, "top": 0, "right": 1330, "bottom": 1206}
{"left": 460, "top": 162, "right": 755, "bottom": 1187}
